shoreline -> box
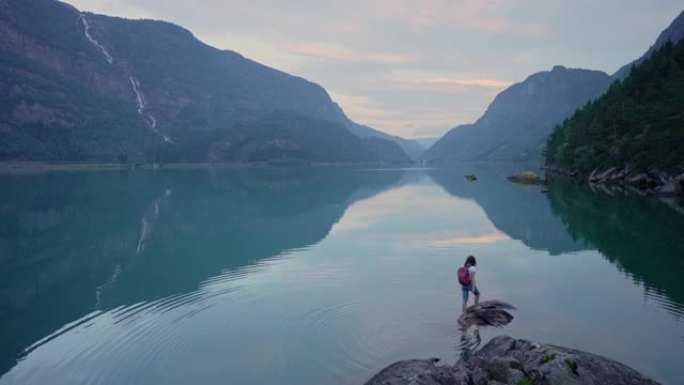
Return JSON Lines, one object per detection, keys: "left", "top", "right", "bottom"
{"left": 543, "top": 165, "right": 684, "bottom": 197}
{"left": 0, "top": 161, "right": 417, "bottom": 174}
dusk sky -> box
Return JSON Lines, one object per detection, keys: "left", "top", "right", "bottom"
{"left": 69, "top": 0, "right": 683, "bottom": 139}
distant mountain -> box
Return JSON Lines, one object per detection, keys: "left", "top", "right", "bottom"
{"left": 614, "top": 10, "right": 684, "bottom": 79}
{"left": 0, "top": 0, "right": 410, "bottom": 163}
{"left": 426, "top": 10, "right": 684, "bottom": 164}
{"left": 424, "top": 66, "right": 612, "bottom": 163}
{"left": 345, "top": 121, "right": 425, "bottom": 160}
{"left": 546, "top": 39, "right": 684, "bottom": 174}
{"left": 411, "top": 137, "right": 438, "bottom": 149}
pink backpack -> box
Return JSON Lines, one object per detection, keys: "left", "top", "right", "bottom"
{"left": 457, "top": 265, "right": 471, "bottom": 286}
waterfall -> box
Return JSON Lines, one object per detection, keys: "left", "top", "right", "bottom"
{"left": 129, "top": 76, "right": 169, "bottom": 142}
{"left": 79, "top": 14, "right": 113, "bottom": 64}
{"left": 129, "top": 76, "right": 147, "bottom": 114}
{"left": 80, "top": 13, "right": 170, "bottom": 143}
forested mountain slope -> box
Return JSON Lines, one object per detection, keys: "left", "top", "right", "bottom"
{"left": 546, "top": 41, "right": 684, "bottom": 174}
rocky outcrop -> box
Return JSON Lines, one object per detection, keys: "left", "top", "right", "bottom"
{"left": 585, "top": 167, "right": 684, "bottom": 197}
{"left": 364, "top": 336, "right": 660, "bottom": 385}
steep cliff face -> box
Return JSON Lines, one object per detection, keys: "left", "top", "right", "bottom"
{"left": 0, "top": 0, "right": 409, "bottom": 163}
{"left": 424, "top": 66, "right": 612, "bottom": 163}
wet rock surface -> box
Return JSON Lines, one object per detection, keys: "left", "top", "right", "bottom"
{"left": 363, "top": 336, "right": 661, "bottom": 385}
{"left": 458, "top": 301, "right": 515, "bottom": 328}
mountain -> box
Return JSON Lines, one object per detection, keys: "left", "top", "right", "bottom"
{"left": 345, "top": 121, "right": 425, "bottom": 160}
{"left": 424, "top": 66, "right": 612, "bottom": 163}
{"left": 411, "top": 136, "right": 439, "bottom": 149}
{"left": 425, "top": 9, "right": 684, "bottom": 165}
{"left": 614, "top": 10, "right": 684, "bottom": 79}
{"left": 546, "top": 39, "right": 684, "bottom": 174}
{"left": 0, "top": 0, "right": 409, "bottom": 163}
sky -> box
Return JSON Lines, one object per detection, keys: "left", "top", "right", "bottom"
{"left": 68, "top": 0, "right": 683, "bottom": 139}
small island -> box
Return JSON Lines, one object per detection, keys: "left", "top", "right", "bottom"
{"left": 507, "top": 172, "right": 543, "bottom": 185}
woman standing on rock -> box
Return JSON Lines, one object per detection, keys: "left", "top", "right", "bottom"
{"left": 458, "top": 255, "right": 480, "bottom": 315}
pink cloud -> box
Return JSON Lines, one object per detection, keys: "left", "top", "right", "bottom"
{"left": 328, "top": 91, "right": 483, "bottom": 138}
{"left": 289, "top": 44, "right": 416, "bottom": 64}
{"left": 392, "top": 76, "right": 512, "bottom": 94}
{"left": 421, "top": 77, "right": 512, "bottom": 88}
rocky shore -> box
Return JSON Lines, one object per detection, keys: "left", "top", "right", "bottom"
{"left": 587, "top": 167, "right": 684, "bottom": 197}
{"left": 363, "top": 336, "right": 660, "bottom": 385}
{"left": 545, "top": 166, "right": 684, "bottom": 198}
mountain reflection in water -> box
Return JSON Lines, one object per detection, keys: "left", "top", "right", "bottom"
{"left": 547, "top": 181, "right": 684, "bottom": 316}
{"left": 0, "top": 166, "right": 682, "bottom": 385}
{"left": 0, "top": 168, "right": 403, "bottom": 374}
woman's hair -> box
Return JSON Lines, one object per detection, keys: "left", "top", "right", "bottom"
{"left": 465, "top": 255, "right": 477, "bottom": 267}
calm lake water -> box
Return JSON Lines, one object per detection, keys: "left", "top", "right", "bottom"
{"left": 1, "top": 166, "right": 683, "bottom": 385}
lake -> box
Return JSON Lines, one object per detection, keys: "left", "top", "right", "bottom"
{"left": 0, "top": 166, "right": 683, "bottom": 385}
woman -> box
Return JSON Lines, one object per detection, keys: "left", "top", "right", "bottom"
{"left": 458, "top": 255, "right": 480, "bottom": 314}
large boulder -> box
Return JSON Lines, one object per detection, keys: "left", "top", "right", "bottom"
{"left": 363, "top": 336, "right": 660, "bottom": 385}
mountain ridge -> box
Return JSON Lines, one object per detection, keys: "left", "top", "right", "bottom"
{"left": 546, "top": 39, "right": 684, "bottom": 175}
{"left": 0, "top": 0, "right": 411, "bottom": 163}
{"left": 423, "top": 66, "right": 612, "bottom": 163}
{"left": 426, "top": 9, "right": 684, "bottom": 164}
{"left": 614, "top": 10, "right": 684, "bottom": 79}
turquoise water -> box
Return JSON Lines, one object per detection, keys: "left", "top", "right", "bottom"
{"left": 0, "top": 166, "right": 683, "bottom": 384}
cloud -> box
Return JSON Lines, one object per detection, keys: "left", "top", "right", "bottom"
{"left": 457, "top": 17, "right": 548, "bottom": 37}
{"left": 328, "top": 91, "right": 476, "bottom": 138}
{"left": 380, "top": 0, "right": 549, "bottom": 36}
{"left": 393, "top": 77, "right": 512, "bottom": 94}
{"left": 288, "top": 44, "right": 416, "bottom": 64}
